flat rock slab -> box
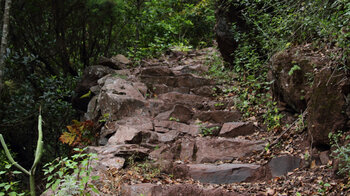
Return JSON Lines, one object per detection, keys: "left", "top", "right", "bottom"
{"left": 155, "top": 105, "right": 193, "bottom": 123}
{"left": 219, "top": 122, "right": 257, "bottom": 138}
{"left": 194, "top": 138, "right": 264, "bottom": 163}
{"left": 120, "top": 183, "right": 242, "bottom": 196}
{"left": 181, "top": 164, "right": 260, "bottom": 184}
{"left": 268, "top": 155, "right": 302, "bottom": 177}
{"left": 154, "top": 120, "right": 199, "bottom": 136}
{"left": 88, "top": 144, "right": 150, "bottom": 160}
{"left": 150, "top": 137, "right": 265, "bottom": 163}
{"left": 194, "top": 111, "right": 241, "bottom": 124}
{"left": 141, "top": 66, "right": 175, "bottom": 76}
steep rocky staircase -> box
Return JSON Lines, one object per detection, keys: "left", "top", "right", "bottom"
{"left": 81, "top": 48, "right": 302, "bottom": 195}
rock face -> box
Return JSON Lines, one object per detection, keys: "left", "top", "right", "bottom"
{"left": 269, "top": 46, "right": 322, "bottom": 112}
{"left": 269, "top": 46, "right": 350, "bottom": 145}
{"left": 307, "top": 67, "right": 350, "bottom": 145}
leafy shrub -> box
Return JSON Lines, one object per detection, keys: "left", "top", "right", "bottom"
{"left": 0, "top": 151, "right": 25, "bottom": 196}
{"left": 199, "top": 126, "right": 220, "bottom": 136}
{"left": 329, "top": 132, "right": 350, "bottom": 178}
{"left": 43, "top": 148, "right": 100, "bottom": 195}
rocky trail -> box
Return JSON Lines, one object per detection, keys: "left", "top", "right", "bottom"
{"left": 76, "top": 48, "right": 344, "bottom": 195}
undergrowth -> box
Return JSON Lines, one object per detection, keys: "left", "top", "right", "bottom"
{"left": 205, "top": 49, "right": 282, "bottom": 131}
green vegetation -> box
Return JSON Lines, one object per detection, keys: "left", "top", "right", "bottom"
{"left": 0, "top": 111, "right": 43, "bottom": 196}
{"left": 199, "top": 125, "right": 220, "bottom": 137}
{"left": 0, "top": 151, "right": 25, "bottom": 195}
{"left": 169, "top": 117, "right": 180, "bottom": 122}
{"left": 43, "top": 148, "right": 99, "bottom": 195}
{"left": 329, "top": 132, "right": 350, "bottom": 179}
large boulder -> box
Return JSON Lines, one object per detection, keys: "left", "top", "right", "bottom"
{"left": 85, "top": 76, "right": 148, "bottom": 121}
{"left": 307, "top": 67, "right": 350, "bottom": 145}
{"left": 98, "top": 54, "right": 131, "bottom": 69}
{"left": 269, "top": 46, "right": 323, "bottom": 112}
{"left": 269, "top": 46, "right": 350, "bottom": 146}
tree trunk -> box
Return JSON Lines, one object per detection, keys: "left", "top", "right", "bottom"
{"left": 0, "top": 0, "right": 12, "bottom": 95}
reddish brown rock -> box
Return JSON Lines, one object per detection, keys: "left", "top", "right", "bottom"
{"left": 194, "top": 110, "right": 241, "bottom": 124}
{"left": 194, "top": 137, "right": 264, "bottom": 163}
{"left": 191, "top": 85, "right": 217, "bottom": 97}
{"left": 150, "top": 84, "right": 190, "bottom": 95}
{"left": 175, "top": 163, "right": 260, "bottom": 184}
{"left": 108, "top": 125, "right": 143, "bottom": 145}
{"left": 154, "top": 120, "right": 199, "bottom": 136}
{"left": 160, "top": 184, "right": 242, "bottom": 196}
{"left": 267, "top": 155, "right": 301, "bottom": 177}
{"left": 141, "top": 66, "right": 175, "bottom": 76}
{"left": 120, "top": 183, "right": 159, "bottom": 196}
{"left": 155, "top": 105, "right": 193, "bottom": 123}
{"left": 158, "top": 92, "right": 209, "bottom": 109}
{"left": 121, "top": 184, "right": 242, "bottom": 196}
{"left": 91, "top": 77, "right": 148, "bottom": 121}
{"left": 141, "top": 74, "right": 212, "bottom": 88}
{"left": 319, "top": 151, "right": 330, "bottom": 165}
{"left": 307, "top": 67, "right": 350, "bottom": 145}
{"left": 269, "top": 46, "right": 329, "bottom": 112}
{"left": 219, "top": 122, "right": 257, "bottom": 138}
{"left": 150, "top": 137, "right": 264, "bottom": 163}
{"left": 98, "top": 54, "right": 130, "bottom": 69}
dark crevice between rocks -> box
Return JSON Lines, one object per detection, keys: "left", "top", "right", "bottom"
{"left": 192, "top": 143, "right": 198, "bottom": 162}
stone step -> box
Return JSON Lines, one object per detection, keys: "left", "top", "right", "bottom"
{"left": 150, "top": 137, "right": 265, "bottom": 164}
{"left": 141, "top": 74, "right": 213, "bottom": 88}
{"left": 121, "top": 183, "right": 242, "bottom": 196}
{"left": 174, "top": 163, "right": 261, "bottom": 184}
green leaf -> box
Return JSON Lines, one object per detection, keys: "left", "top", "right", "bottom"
{"left": 51, "top": 179, "right": 61, "bottom": 191}
{"left": 49, "top": 166, "right": 55, "bottom": 173}
{"left": 80, "top": 91, "right": 92, "bottom": 99}
{"left": 46, "top": 181, "right": 53, "bottom": 189}
{"left": 324, "top": 183, "right": 331, "bottom": 187}
{"left": 82, "top": 176, "right": 89, "bottom": 184}
{"left": 8, "top": 192, "right": 17, "bottom": 196}
{"left": 91, "top": 186, "right": 99, "bottom": 193}
{"left": 4, "top": 184, "right": 11, "bottom": 191}
{"left": 47, "top": 175, "right": 53, "bottom": 182}
{"left": 58, "top": 171, "right": 63, "bottom": 178}
{"left": 0, "top": 171, "right": 6, "bottom": 175}
{"left": 12, "top": 171, "right": 22, "bottom": 174}
{"left": 91, "top": 175, "right": 100, "bottom": 180}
